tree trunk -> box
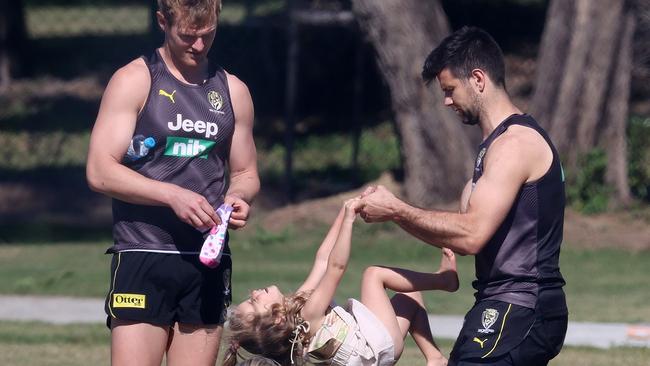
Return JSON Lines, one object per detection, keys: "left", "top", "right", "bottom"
{"left": 351, "top": 0, "right": 476, "bottom": 206}
{"left": 603, "top": 10, "right": 634, "bottom": 206}
{"left": 530, "top": 0, "right": 634, "bottom": 206}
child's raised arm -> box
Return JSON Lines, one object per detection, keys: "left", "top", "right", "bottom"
{"left": 300, "top": 198, "right": 360, "bottom": 323}
{"left": 297, "top": 204, "right": 346, "bottom": 293}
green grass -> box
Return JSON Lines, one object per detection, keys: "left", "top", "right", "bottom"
{"left": 24, "top": 2, "right": 288, "bottom": 38}
{"left": 0, "top": 322, "right": 647, "bottom": 366}
{"left": 0, "top": 132, "right": 90, "bottom": 170}
{"left": 1, "top": 220, "right": 649, "bottom": 323}
{"left": 0, "top": 221, "right": 649, "bottom": 365}
{"left": 26, "top": 6, "right": 150, "bottom": 38}
{"left": 231, "top": 222, "right": 650, "bottom": 323}
{"left": 0, "top": 242, "right": 111, "bottom": 297}
{"left": 0, "top": 322, "right": 109, "bottom": 366}
{"left": 257, "top": 123, "right": 401, "bottom": 195}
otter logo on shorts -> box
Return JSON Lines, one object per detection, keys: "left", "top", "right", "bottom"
{"left": 207, "top": 90, "right": 225, "bottom": 114}
{"left": 113, "top": 293, "right": 146, "bottom": 309}
{"left": 478, "top": 308, "right": 499, "bottom": 334}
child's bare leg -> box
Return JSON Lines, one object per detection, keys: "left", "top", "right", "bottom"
{"left": 373, "top": 248, "right": 459, "bottom": 293}
{"left": 360, "top": 266, "right": 407, "bottom": 358}
{"left": 392, "top": 291, "right": 447, "bottom": 366}
{"left": 360, "top": 249, "right": 458, "bottom": 361}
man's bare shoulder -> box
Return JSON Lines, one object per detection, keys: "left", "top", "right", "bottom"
{"left": 110, "top": 58, "right": 149, "bottom": 87}
{"left": 493, "top": 125, "right": 549, "bottom": 153}
{"left": 488, "top": 125, "right": 552, "bottom": 181}
{"left": 225, "top": 72, "right": 251, "bottom": 100}
{"left": 224, "top": 71, "right": 254, "bottom": 121}
{"left": 101, "top": 58, "right": 150, "bottom": 113}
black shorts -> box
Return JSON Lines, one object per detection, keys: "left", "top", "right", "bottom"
{"left": 449, "top": 300, "right": 567, "bottom": 366}
{"left": 104, "top": 251, "right": 232, "bottom": 328}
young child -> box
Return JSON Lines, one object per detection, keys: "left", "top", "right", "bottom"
{"left": 224, "top": 198, "right": 459, "bottom": 366}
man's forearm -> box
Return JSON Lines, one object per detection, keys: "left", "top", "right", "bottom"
{"left": 226, "top": 171, "right": 260, "bottom": 203}
{"left": 393, "top": 202, "right": 479, "bottom": 255}
{"left": 87, "top": 158, "right": 175, "bottom": 207}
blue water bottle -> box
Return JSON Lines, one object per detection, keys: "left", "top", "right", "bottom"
{"left": 124, "top": 135, "right": 156, "bottom": 162}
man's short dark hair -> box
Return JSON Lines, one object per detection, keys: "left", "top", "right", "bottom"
{"left": 422, "top": 26, "right": 506, "bottom": 88}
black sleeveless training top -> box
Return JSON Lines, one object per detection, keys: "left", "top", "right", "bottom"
{"left": 110, "top": 50, "right": 235, "bottom": 253}
{"left": 471, "top": 114, "right": 567, "bottom": 314}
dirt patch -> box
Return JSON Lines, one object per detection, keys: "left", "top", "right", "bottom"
{"left": 564, "top": 209, "right": 650, "bottom": 251}
{"left": 260, "top": 172, "right": 650, "bottom": 252}
{"left": 260, "top": 172, "right": 403, "bottom": 231}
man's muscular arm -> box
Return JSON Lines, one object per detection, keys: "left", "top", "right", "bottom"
{"left": 224, "top": 73, "right": 260, "bottom": 229}
{"left": 86, "top": 59, "right": 220, "bottom": 229}
{"left": 360, "top": 133, "right": 539, "bottom": 255}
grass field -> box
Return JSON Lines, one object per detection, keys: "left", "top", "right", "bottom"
{"left": 1, "top": 220, "right": 649, "bottom": 322}
{"left": 24, "top": 2, "right": 287, "bottom": 38}
{"left": 0, "top": 321, "right": 648, "bottom": 366}
{"left": 2, "top": 216, "right": 649, "bottom": 365}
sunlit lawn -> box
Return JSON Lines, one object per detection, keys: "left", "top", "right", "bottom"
{"left": 0, "top": 321, "right": 648, "bottom": 366}
{"left": 1, "top": 205, "right": 649, "bottom": 366}
{"left": 0, "top": 217, "right": 650, "bottom": 322}
{"left": 1, "top": 220, "right": 649, "bottom": 322}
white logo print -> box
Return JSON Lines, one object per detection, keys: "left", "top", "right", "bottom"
{"left": 167, "top": 113, "right": 218, "bottom": 138}
{"left": 207, "top": 90, "right": 225, "bottom": 114}
{"left": 478, "top": 308, "right": 499, "bottom": 334}
{"left": 475, "top": 147, "right": 487, "bottom": 170}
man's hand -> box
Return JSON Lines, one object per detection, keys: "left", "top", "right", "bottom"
{"left": 358, "top": 185, "right": 402, "bottom": 223}
{"left": 359, "top": 185, "right": 377, "bottom": 198}
{"left": 167, "top": 186, "right": 221, "bottom": 230}
{"left": 224, "top": 194, "right": 251, "bottom": 229}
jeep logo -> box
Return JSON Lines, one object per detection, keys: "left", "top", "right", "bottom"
{"left": 168, "top": 113, "right": 218, "bottom": 138}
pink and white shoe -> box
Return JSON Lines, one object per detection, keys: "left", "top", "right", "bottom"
{"left": 199, "top": 204, "right": 233, "bottom": 268}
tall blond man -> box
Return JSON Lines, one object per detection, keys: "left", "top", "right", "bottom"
{"left": 86, "top": 1, "right": 259, "bottom": 365}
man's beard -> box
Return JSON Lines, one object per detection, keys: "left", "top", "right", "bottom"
{"left": 461, "top": 110, "right": 480, "bottom": 125}
{"left": 461, "top": 92, "right": 482, "bottom": 125}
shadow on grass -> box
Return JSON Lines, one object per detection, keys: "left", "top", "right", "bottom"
{"left": 261, "top": 165, "right": 403, "bottom": 203}
{"left": 0, "top": 223, "right": 112, "bottom": 245}
{"left": 1, "top": 96, "right": 100, "bottom": 133}
{"left": 0, "top": 166, "right": 112, "bottom": 243}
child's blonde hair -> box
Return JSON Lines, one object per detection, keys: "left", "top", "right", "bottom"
{"left": 223, "top": 291, "right": 312, "bottom": 366}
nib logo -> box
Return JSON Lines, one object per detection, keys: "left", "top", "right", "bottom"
{"left": 164, "top": 137, "right": 216, "bottom": 159}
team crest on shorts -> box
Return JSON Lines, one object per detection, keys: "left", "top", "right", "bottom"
{"left": 478, "top": 308, "right": 499, "bottom": 334}
{"left": 207, "top": 90, "right": 224, "bottom": 113}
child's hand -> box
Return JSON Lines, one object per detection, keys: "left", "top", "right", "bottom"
{"left": 343, "top": 197, "right": 361, "bottom": 221}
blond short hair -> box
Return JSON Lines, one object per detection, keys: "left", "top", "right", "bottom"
{"left": 157, "top": 0, "right": 222, "bottom": 28}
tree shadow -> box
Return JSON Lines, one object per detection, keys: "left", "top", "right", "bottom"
{"left": 0, "top": 166, "right": 112, "bottom": 243}
{"left": 1, "top": 96, "right": 100, "bottom": 133}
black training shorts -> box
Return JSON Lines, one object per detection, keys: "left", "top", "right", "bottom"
{"left": 104, "top": 251, "right": 232, "bottom": 328}
{"left": 449, "top": 300, "right": 567, "bottom": 366}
